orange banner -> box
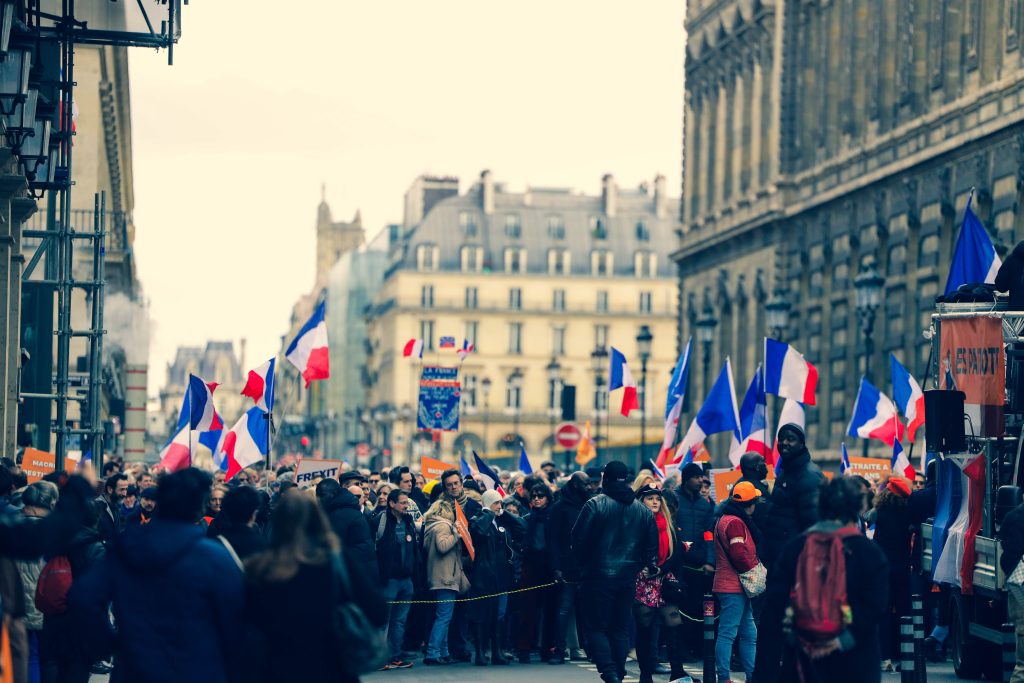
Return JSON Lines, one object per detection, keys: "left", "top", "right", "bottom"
{"left": 846, "top": 456, "right": 892, "bottom": 484}
{"left": 940, "top": 316, "right": 1005, "bottom": 436}
{"left": 454, "top": 500, "right": 475, "bottom": 561}
{"left": 22, "top": 448, "right": 77, "bottom": 484}
{"left": 420, "top": 456, "right": 456, "bottom": 482}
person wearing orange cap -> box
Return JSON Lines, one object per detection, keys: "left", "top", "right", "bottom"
{"left": 712, "top": 481, "right": 763, "bottom": 683}
{"left": 873, "top": 476, "right": 913, "bottom": 672}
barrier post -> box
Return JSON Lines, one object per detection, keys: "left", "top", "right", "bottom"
{"left": 900, "top": 616, "right": 915, "bottom": 683}
{"left": 1003, "top": 622, "right": 1016, "bottom": 683}
{"left": 702, "top": 593, "right": 716, "bottom": 683}
{"left": 911, "top": 594, "right": 927, "bottom": 682}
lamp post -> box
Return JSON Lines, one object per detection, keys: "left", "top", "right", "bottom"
{"left": 766, "top": 288, "right": 792, "bottom": 341}
{"left": 399, "top": 404, "right": 413, "bottom": 465}
{"left": 546, "top": 357, "right": 561, "bottom": 458}
{"left": 591, "top": 346, "right": 609, "bottom": 462}
{"left": 509, "top": 368, "right": 523, "bottom": 451}
{"left": 854, "top": 257, "right": 885, "bottom": 456}
{"left": 636, "top": 325, "right": 653, "bottom": 466}
{"left": 481, "top": 376, "right": 492, "bottom": 455}
{"left": 696, "top": 304, "right": 718, "bottom": 395}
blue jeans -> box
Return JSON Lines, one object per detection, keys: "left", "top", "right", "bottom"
{"left": 716, "top": 592, "right": 756, "bottom": 681}
{"left": 383, "top": 578, "right": 415, "bottom": 660}
{"left": 427, "top": 589, "right": 457, "bottom": 659}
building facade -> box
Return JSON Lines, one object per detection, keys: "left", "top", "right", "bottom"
{"left": 366, "top": 171, "right": 679, "bottom": 469}
{"left": 676, "top": 0, "right": 1024, "bottom": 462}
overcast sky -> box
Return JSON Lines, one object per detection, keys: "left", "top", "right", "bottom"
{"left": 129, "top": 2, "right": 686, "bottom": 395}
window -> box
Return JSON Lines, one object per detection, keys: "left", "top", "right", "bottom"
{"left": 548, "top": 248, "right": 570, "bottom": 275}
{"left": 597, "top": 290, "right": 609, "bottom": 313}
{"left": 506, "top": 375, "right": 522, "bottom": 410}
{"left": 634, "top": 251, "right": 657, "bottom": 277}
{"left": 459, "top": 211, "right": 478, "bottom": 237}
{"left": 591, "top": 250, "right": 613, "bottom": 276}
{"left": 548, "top": 215, "right": 565, "bottom": 239}
{"left": 594, "top": 324, "right": 609, "bottom": 348}
{"left": 636, "top": 219, "right": 650, "bottom": 241}
{"left": 415, "top": 244, "right": 438, "bottom": 271}
{"left": 590, "top": 216, "right": 607, "bottom": 239}
{"left": 505, "top": 214, "right": 521, "bottom": 238}
{"left": 465, "top": 287, "right": 478, "bottom": 309}
{"left": 463, "top": 375, "right": 478, "bottom": 410}
{"left": 420, "top": 320, "right": 435, "bottom": 351}
{"left": 464, "top": 321, "right": 478, "bottom": 349}
{"left": 460, "top": 246, "right": 483, "bottom": 273}
{"left": 552, "top": 326, "right": 566, "bottom": 356}
{"left": 421, "top": 285, "right": 434, "bottom": 308}
{"left": 508, "top": 323, "right": 523, "bottom": 354}
{"left": 553, "top": 289, "right": 566, "bottom": 312}
{"left": 593, "top": 383, "right": 608, "bottom": 412}
{"left": 548, "top": 377, "right": 563, "bottom": 412}
{"left": 919, "top": 234, "right": 940, "bottom": 267}
{"left": 639, "top": 291, "right": 652, "bottom": 313}
{"left": 509, "top": 288, "right": 522, "bottom": 310}
{"left": 505, "top": 247, "right": 526, "bottom": 274}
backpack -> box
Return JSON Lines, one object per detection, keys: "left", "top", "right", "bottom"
{"left": 789, "top": 527, "right": 860, "bottom": 644}
{"left": 35, "top": 555, "right": 73, "bottom": 616}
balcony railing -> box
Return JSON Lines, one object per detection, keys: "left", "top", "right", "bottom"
{"left": 382, "top": 297, "right": 674, "bottom": 318}
{"left": 22, "top": 208, "right": 130, "bottom": 252}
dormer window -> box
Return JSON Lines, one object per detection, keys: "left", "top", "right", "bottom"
{"left": 416, "top": 244, "right": 439, "bottom": 271}
{"left": 636, "top": 219, "right": 650, "bottom": 241}
{"left": 548, "top": 215, "right": 565, "bottom": 239}
{"left": 505, "top": 214, "right": 521, "bottom": 238}
{"left": 548, "top": 248, "right": 570, "bottom": 275}
{"left": 590, "top": 216, "right": 607, "bottom": 239}
{"left": 459, "top": 211, "right": 478, "bottom": 237}
{"left": 591, "top": 250, "right": 613, "bottom": 276}
{"left": 460, "top": 246, "right": 483, "bottom": 273}
{"left": 505, "top": 247, "right": 527, "bottom": 274}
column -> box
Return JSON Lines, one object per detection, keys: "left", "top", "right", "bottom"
{"left": 683, "top": 93, "right": 698, "bottom": 222}
{"left": 714, "top": 79, "right": 727, "bottom": 211}
{"left": 750, "top": 59, "right": 764, "bottom": 193}
{"left": 732, "top": 62, "right": 746, "bottom": 200}
{"left": 9, "top": 198, "right": 34, "bottom": 451}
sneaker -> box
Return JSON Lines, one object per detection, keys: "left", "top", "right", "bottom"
{"left": 389, "top": 660, "right": 414, "bottom": 669}
{"left": 90, "top": 662, "right": 113, "bottom": 675}
{"left": 881, "top": 660, "right": 895, "bottom": 672}
{"left": 569, "top": 649, "right": 588, "bottom": 661}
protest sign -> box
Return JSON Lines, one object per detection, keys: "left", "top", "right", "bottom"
{"left": 294, "top": 459, "right": 344, "bottom": 488}
{"left": 23, "top": 448, "right": 78, "bottom": 483}
{"left": 454, "top": 500, "right": 475, "bottom": 561}
{"left": 417, "top": 366, "right": 460, "bottom": 431}
{"left": 940, "top": 316, "right": 1004, "bottom": 435}
{"left": 846, "top": 456, "right": 892, "bottom": 484}
{"left": 420, "top": 456, "right": 456, "bottom": 481}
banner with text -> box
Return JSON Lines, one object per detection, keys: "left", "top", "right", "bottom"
{"left": 418, "top": 366, "right": 460, "bottom": 432}
{"left": 940, "top": 316, "right": 1005, "bottom": 436}
{"left": 294, "top": 458, "right": 344, "bottom": 488}
{"left": 420, "top": 455, "right": 456, "bottom": 481}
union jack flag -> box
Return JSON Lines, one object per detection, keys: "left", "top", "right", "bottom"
{"left": 439, "top": 336, "right": 456, "bottom": 348}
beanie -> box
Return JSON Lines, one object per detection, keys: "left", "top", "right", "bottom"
{"left": 481, "top": 490, "right": 503, "bottom": 509}
{"left": 778, "top": 423, "right": 806, "bottom": 443}
{"left": 679, "top": 462, "right": 704, "bottom": 482}
{"left": 603, "top": 461, "right": 629, "bottom": 483}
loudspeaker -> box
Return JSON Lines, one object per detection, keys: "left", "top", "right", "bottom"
{"left": 561, "top": 385, "right": 576, "bottom": 421}
{"left": 924, "top": 389, "right": 967, "bottom": 453}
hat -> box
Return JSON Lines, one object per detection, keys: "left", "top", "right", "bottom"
{"left": 679, "top": 463, "right": 704, "bottom": 482}
{"left": 887, "top": 477, "right": 911, "bottom": 498}
{"left": 636, "top": 484, "right": 663, "bottom": 499}
{"left": 777, "top": 423, "right": 806, "bottom": 443}
{"left": 422, "top": 479, "right": 438, "bottom": 495}
{"left": 339, "top": 471, "right": 365, "bottom": 485}
{"left": 730, "top": 481, "right": 762, "bottom": 503}
{"left": 603, "top": 461, "right": 629, "bottom": 483}
{"left": 481, "top": 490, "right": 503, "bottom": 509}
{"left": 140, "top": 486, "right": 158, "bottom": 500}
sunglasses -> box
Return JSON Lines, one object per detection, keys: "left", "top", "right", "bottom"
{"left": 531, "top": 493, "right": 547, "bottom": 499}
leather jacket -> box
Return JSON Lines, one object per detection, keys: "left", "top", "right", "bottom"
{"left": 570, "top": 489, "right": 658, "bottom": 581}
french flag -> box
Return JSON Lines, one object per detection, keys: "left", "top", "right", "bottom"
{"left": 891, "top": 437, "right": 914, "bottom": 479}
{"left": 188, "top": 374, "right": 223, "bottom": 432}
{"left": 608, "top": 347, "right": 639, "bottom": 417}
{"left": 771, "top": 399, "right": 805, "bottom": 469}
{"left": 891, "top": 354, "right": 925, "bottom": 443}
{"left": 945, "top": 192, "right": 1001, "bottom": 295}
{"left": 222, "top": 407, "right": 270, "bottom": 481}
{"left": 286, "top": 301, "right": 330, "bottom": 388}
{"left": 456, "top": 339, "right": 474, "bottom": 362}
{"left": 158, "top": 425, "right": 191, "bottom": 472}
{"left": 671, "top": 359, "right": 740, "bottom": 466}
{"left": 764, "top": 338, "right": 818, "bottom": 405}
{"left": 241, "top": 358, "right": 276, "bottom": 413}
{"left": 657, "top": 340, "right": 692, "bottom": 468}
{"left": 460, "top": 455, "right": 473, "bottom": 477}
{"left": 840, "top": 442, "right": 851, "bottom": 475}
{"left": 932, "top": 455, "right": 986, "bottom": 594}
{"left": 403, "top": 338, "right": 424, "bottom": 358}
{"left": 847, "top": 377, "right": 905, "bottom": 447}
{"left": 518, "top": 446, "right": 533, "bottom": 474}
{"left": 729, "top": 366, "right": 769, "bottom": 467}
{"left": 472, "top": 451, "right": 506, "bottom": 496}
{"left": 649, "top": 459, "right": 667, "bottom": 482}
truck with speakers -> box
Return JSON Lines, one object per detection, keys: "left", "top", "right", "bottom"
{"left": 920, "top": 300, "right": 1024, "bottom": 679}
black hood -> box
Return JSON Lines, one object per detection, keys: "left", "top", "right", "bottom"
{"left": 324, "top": 488, "right": 361, "bottom": 513}
{"left": 559, "top": 481, "right": 591, "bottom": 508}
{"left": 115, "top": 518, "right": 206, "bottom": 573}
{"left": 603, "top": 481, "right": 636, "bottom": 505}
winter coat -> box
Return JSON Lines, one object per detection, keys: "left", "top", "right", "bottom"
{"left": 210, "top": 524, "right": 267, "bottom": 562}
{"left": 674, "top": 486, "right": 715, "bottom": 568}
{"left": 371, "top": 509, "right": 419, "bottom": 585}
{"left": 15, "top": 516, "right": 45, "bottom": 630}
{"left": 873, "top": 502, "right": 913, "bottom": 578}
{"left": 547, "top": 484, "right": 589, "bottom": 580}
{"left": 468, "top": 509, "right": 524, "bottom": 595}
{"left": 761, "top": 448, "right": 825, "bottom": 568}
{"left": 524, "top": 505, "right": 553, "bottom": 576}
{"left": 423, "top": 516, "right": 470, "bottom": 593}
{"left": 94, "top": 496, "right": 123, "bottom": 546}
{"left": 69, "top": 519, "right": 245, "bottom": 683}
{"left": 40, "top": 527, "right": 105, "bottom": 664}
{"left": 322, "top": 489, "right": 378, "bottom": 580}
{"left": 571, "top": 484, "right": 658, "bottom": 581}
{"left": 713, "top": 506, "right": 759, "bottom": 594}
{"left": 757, "top": 524, "right": 889, "bottom": 683}
{"left": 245, "top": 554, "right": 387, "bottom": 683}
{"left": 123, "top": 508, "right": 154, "bottom": 527}
{"left": 1001, "top": 502, "right": 1024, "bottom": 574}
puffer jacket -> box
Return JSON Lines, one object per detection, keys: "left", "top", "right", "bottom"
{"left": 570, "top": 485, "right": 658, "bottom": 580}
{"left": 674, "top": 486, "right": 715, "bottom": 568}
{"left": 15, "top": 516, "right": 44, "bottom": 630}
{"left": 322, "top": 489, "right": 377, "bottom": 580}
{"left": 761, "top": 447, "right": 825, "bottom": 568}
{"left": 547, "top": 484, "right": 589, "bottom": 580}
{"left": 423, "top": 516, "right": 470, "bottom": 593}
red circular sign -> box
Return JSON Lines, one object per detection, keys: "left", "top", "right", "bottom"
{"left": 355, "top": 442, "right": 370, "bottom": 457}
{"left": 556, "top": 423, "right": 581, "bottom": 448}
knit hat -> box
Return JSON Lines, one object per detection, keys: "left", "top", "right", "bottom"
{"left": 679, "top": 462, "right": 704, "bottom": 482}
{"left": 730, "top": 481, "right": 762, "bottom": 503}
{"left": 603, "top": 461, "right": 629, "bottom": 483}
{"left": 140, "top": 486, "right": 158, "bottom": 500}
{"left": 777, "top": 423, "right": 806, "bottom": 443}
{"left": 481, "top": 490, "right": 503, "bottom": 509}
{"left": 887, "top": 477, "right": 911, "bottom": 498}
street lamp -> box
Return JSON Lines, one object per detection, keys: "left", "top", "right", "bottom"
{"left": 766, "top": 288, "right": 792, "bottom": 341}
{"left": 636, "top": 325, "right": 653, "bottom": 465}
{"left": 591, "top": 346, "right": 609, "bottom": 461}
{"left": 399, "top": 404, "right": 413, "bottom": 464}
{"left": 854, "top": 256, "right": 885, "bottom": 456}
{"left": 695, "top": 303, "right": 718, "bottom": 395}
{"left": 546, "top": 357, "right": 561, "bottom": 457}
{"left": 509, "top": 368, "right": 524, "bottom": 451}
{"left": 481, "top": 376, "right": 492, "bottom": 455}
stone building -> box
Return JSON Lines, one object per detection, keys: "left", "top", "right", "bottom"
{"left": 676, "top": 0, "right": 1024, "bottom": 461}
{"left": 366, "top": 171, "right": 679, "bottom": 469}
{"left": 156, "top": 341, "right": 247, "bottom": 437}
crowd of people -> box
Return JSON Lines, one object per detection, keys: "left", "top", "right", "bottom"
{"left": 0, "top": 420, "right": 947, "bottom": 683}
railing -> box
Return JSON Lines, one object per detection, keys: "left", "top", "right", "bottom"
{"left": 22, "top": 208, "right": 130, "bottom": 252}
{"left": 382, "top": 297, "right": 674, "bottom": 318}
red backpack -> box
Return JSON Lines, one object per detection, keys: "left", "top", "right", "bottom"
{"left": 789, "top": 527, "right": 860, "bottom": 643}
{"left": 35, "top": 556, "right": 73, "bottom": 616}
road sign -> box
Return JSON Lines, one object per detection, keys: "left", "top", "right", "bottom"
{"left": 556, "top": 423, "right": 581, "bottom": 449}
{"left": 355, "top": 442, "right": 370, "bottom": 457}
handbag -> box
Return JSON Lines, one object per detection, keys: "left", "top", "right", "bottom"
{"left": 716, "top": 517, "right": 767, "bottom": 599}
{"left": 329, "top": 551, "right": 388, "bottom": 675}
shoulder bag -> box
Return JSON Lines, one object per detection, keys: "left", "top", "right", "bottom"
{"left": 715, "top": 516, "right": 767, "bottom": 599}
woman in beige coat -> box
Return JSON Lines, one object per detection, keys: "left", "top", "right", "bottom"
{"left": 423, "top": 499, "right": 470, "bottom": 665}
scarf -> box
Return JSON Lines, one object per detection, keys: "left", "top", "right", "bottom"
{"left": 447, "top": 489, "right": 469, "bottom": 509}
{"left": 656, "top": 512, "right": 670, "bottom": 566}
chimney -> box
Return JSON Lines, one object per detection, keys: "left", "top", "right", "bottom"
{"left": 602, "top": 174, "right": 617, "bottom": 217}
{"left": 123, "top": 364, "right": 148, "bottom": 461}
{"left": 481, "top": 169, "right": 495, "bottom": 215}
{"left": 239, "top": 337, "right": 247, "bottom": 374}
{"left": 654, "top": 174, "right": 667, "bottom": 219}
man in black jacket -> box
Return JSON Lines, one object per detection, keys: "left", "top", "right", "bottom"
{"left": 1001, "top": 501, "right": 1024, "bottom": 680}
{"left": 996, "top": 240, "right": 1024, "bottom": 310}
{"left": 389, "top": 467, "right": 429, "bottom": 521}
{"left": 761, "top": 423, "right": 825, "bottom": 569}
{"left": 95, "top": 473, "right": 128, "bottom": 545}
{"left": 548, "top": 472, "right": 591, "bottom": 663}
{"left": 572, "top": 461, "right": 657, "bottom": 683}
{"left": 316, "top": 478, "right": 377, "bottom": 581}
{"left": 372, "top": 489, "right": 419, "bottom": 670}
{"left": 674, "top": 462, "right": 714, "bottom": 660}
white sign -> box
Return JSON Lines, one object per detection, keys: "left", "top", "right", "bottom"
{"left": 294, "top": 458, "right": 344, "bottom": 489}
